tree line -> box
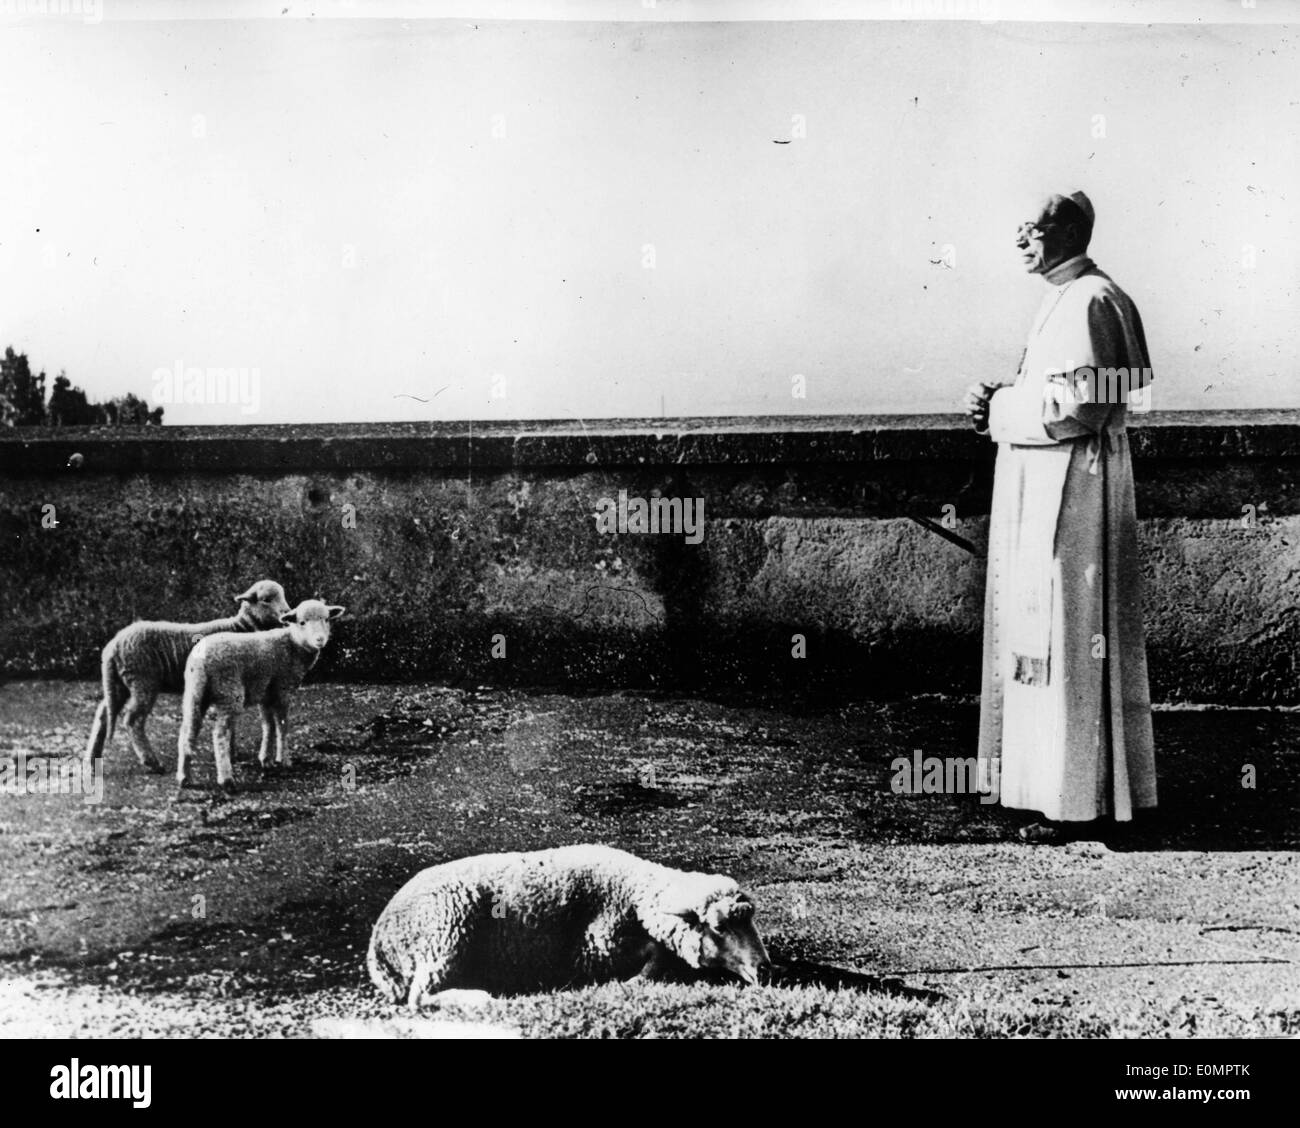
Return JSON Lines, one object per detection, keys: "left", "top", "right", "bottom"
{"left": 0, "top": 347, "right": 163, "bottom": 427}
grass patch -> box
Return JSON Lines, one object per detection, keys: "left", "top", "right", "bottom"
{"left": 443, "top": 981, "right": 1298, "bottom": 1040}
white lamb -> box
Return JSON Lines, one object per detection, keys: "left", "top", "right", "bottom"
{"left": 175, "top": 598, "right": 344, "bottom": 795}
{"left": 367, "top": 844, "right": 771, "bottom": 1005}
{"left": 85, "top": 580, "right": 291, "bottom": 772}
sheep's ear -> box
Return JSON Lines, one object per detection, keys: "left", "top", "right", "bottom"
{"left": 278, "top": 610, "right": 297, "bottom": 625}
{"left": 705, "top": 894, "right": 754, "bottom": 930}
{"left": 327, "top": 605, "right": 346, "bottom": 620}
{"left": 234, "top": 586, "right": 259, "bottom": 604}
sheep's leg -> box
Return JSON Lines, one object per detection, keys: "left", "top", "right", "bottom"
{"left": 405, "top": 959, "right": 456, "bottom": 1010}
{"left": 121, "top": 688, "right": 165, "bottom": 774}
{"left": 414, "top": 988, "right": 493, "bottom": 1011}
{"left": 406, "top": 974, "right": 427, "bottom": 1010}
{"left": 212, "top": 709, "right": 239, "bottom": 795}
{"left": 87, "top": 657, "right": 129, "bottom": 763}
{"left": 85, "top": 700, "right": 110, "bottom": 763}
{"left": 274, "top": 701, "right": 291, "bottom": 768}
{"left": 175, "top": 689, "right": 206, "bottom": 792}
{"left": 256, "top": 704, "right": 279, "bottom": 771}
{"left": 257, "top": 698, "right": 290, "bottom": 770}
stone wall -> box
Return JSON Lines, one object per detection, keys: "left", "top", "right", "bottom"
{"left": 1, "top": 412, "right": 1296, "bottom": 703}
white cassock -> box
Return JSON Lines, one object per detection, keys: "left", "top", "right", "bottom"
{"left": 978, "top": 253, "right": 1158, "bottom": 822}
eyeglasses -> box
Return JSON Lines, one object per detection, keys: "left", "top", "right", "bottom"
{"left": 1016, "top": 221, "right": 1058, "bottom": 242}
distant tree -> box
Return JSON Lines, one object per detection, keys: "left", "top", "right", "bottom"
{"left": 47, "top": 371, "right": 106, "bottom": 426}
{"left": 2, "top": 348, "right": 164, "bottom": 427}
{"left": 104, "top": 393, "right": 163, "bottom": 426}
{"left": 0, "top": 347, "right": 48, "bottom": 426}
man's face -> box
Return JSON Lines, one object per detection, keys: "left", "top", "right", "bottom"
{"left": 1015, "top": 206, "right": 1073, "bottom": 274}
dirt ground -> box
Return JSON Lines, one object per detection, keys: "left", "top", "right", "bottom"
{"left": 0, "top": 680, "right": 1296, "bottom": 1038}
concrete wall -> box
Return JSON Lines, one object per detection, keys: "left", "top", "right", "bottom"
{"left": 1, "top": 412, "right": 1297, "bottom": 704}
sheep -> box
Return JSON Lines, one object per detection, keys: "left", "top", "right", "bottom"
{"left": 366, "top": 844, "right": 771, "bottom": 1006}
{"left": 85, "top": 580, "right": 291, "bottom": 773}
{"left": 175, "top": 598, "right": 344, "bottom": 795}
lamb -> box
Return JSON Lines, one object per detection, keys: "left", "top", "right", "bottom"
{"left": 175, "top": 598, "right": 344, "bottom": 794}
{"left": 86, "top": 580, "right": 291, "bottom": 772}
{"left": 366, "top": 844, "right": 771, "bottom": 1005}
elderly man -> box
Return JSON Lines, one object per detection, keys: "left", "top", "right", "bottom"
{"left": 964, "top": 191, "right": 1157, "bottom": 843}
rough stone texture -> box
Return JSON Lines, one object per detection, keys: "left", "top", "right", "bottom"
{"left": 1, "top": 413, "right": 1297, "bottom": 702}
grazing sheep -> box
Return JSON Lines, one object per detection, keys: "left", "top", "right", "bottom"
{"left": 367, "top": 844, "right": 771, "bottom": 1005}
{"left": 86, "top": 580, "right": 291, "bottom": 772}
{"left": 175, "top": 599, "right": 344, "bottom": 794}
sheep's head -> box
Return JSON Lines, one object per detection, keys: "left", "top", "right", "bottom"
{"left": 655, "top": 877, "right": 771, "bottom": 986}
{"left": 279, "top": 599, "right": 346, "bottom": 653}
{"left": 235, "top": 580, "right": 292, "bottom": 629}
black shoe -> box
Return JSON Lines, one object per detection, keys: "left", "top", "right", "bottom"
{"left": 1018, "top": 821, "right": 1066, "bottom": 844}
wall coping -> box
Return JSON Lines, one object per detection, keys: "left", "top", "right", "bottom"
{"left": 1, "top": 411, "right": 1297, "bottom": 475}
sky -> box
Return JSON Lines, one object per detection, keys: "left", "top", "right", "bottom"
{"left": 0, "top": 2, "right": 1297, "bottom": 424}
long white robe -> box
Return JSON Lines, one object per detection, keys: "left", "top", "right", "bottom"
{"left": 977, "top": 254, "right": 1157, "bottom": 822}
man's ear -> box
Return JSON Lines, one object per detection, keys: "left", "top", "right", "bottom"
{"left": 327, "top": 605, "right": 346, "bottom": 620}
